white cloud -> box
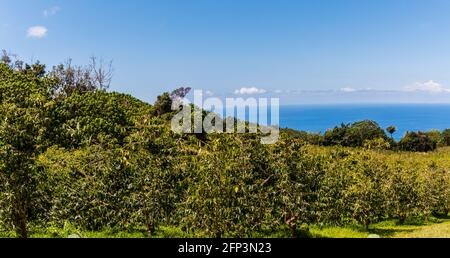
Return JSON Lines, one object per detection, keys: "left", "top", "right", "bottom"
{"left": 340, "top": 87, "right": 357, "bottom": 92}
{"left": 205, "top": 90, "right": 214, "bottom": 96}
{"left": 43, "top": 6, "right": 61, "bottom": 17}
{"left": 403, "top": 80, "right": 450, "bottom": 93}
{"left": 234, "top": 87, "right": 267, "bottom": 95}
{"left": 27, "top": 26, "right": 48, "bottom": 38}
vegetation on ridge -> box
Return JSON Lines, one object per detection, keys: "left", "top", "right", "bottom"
{"left": 1, "top": 54, "right": 450, "bottom": 238}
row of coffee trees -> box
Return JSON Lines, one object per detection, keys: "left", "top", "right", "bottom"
{"left": 37, "top": 134, "right": 450, "bottom": 238}
{"left": 1, "top": 56, "right": 450, "bottom": 238}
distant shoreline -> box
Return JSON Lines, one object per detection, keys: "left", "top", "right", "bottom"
{"left": 279, "top": 104, "right": 450, "bottom": 140}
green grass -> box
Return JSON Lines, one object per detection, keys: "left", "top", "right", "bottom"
{"left": 2, "top": 217, "right": 450, "bottom": 238}
{"left": 309, "top": 216, "right": 450, "bottom": 238}
{"left": 0, "top": 223, "right": 191, "bottom": 238}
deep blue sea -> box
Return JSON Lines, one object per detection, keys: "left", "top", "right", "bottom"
{"left": 279, "top": 104, "right": 450, "bottom": 140}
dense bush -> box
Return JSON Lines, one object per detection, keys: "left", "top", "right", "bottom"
{"left": 399, "top": 132, "right": 437, "bottom": 152}
{"left": 425, "top": 130, "right": 443, "bottom": 147}
{"left": 38, "top": 146, "right": 133, "bottom": 230}
{"left": 180, "top": 136, "right": 274, "bottom": 237}
{"left": 125, "top": 119, "right": 183, "bottom": 235}
{"left": 323, "top": 120, "right": 388, "bottom": 148}
{"left": 0, "top": 63, "right": 55, "bottom": 237}
{"left": 343, "top": 154, "right": 388, "bottom": 228}
{"left": 50, "top": 91, "right": 151, "bottom": 148}
{"left": 384, "top": 164, "right": 424, "bottom": 223}
{"left": 280, "top": 128, "right": 324, "bottom": 145}
{"left": 442, "top": 129, "right": 450, "bottom": 146}
{"left": 270, "top": 140, "right": 326, "bottom": 236}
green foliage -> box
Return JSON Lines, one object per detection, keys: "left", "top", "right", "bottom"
{"left": 125, "top": 120, "right": 182, "bottom": 235}
{"left": 38, "top": 145, "right": 133, "bottom": 230}
{"left": 0, "top": 63, "right": 55, "bottom": 237}
{"left": 48, "top": 57, "right": 113, "bottom": 99}
{"left": 270, "top": 140, "right": 325, "bottom": 236}
{"left": 280, "top": 128, "right": 324, "bottom": 145}
{"left": 441, "top": 129, "right": 450, "bottom": 146}
{"left": 363, "top": 137, "right": 391, "bottom": 150}
{"left": 386, "top": 126, "right": 397, "bottom": 138}
{"left": 2, "top": 58, "right": 450, "bottom": 239}
{"left": 323, "top": 120, "right": 388, "bottom": 148}
{"left": 426, "top": 130, "right": 443, "bottom": 147}
{"left": 399, "top": 131, "right": 437, "bottom": 152}
{"left": 152, "top": 92, "right": 173, "bottom": 116}
{"left": 343, "top": 153, "right": 388, "bottom": 228}
{"left": 424, "top": 169, "right": 450, "bottom": 217}
{"left": 384, "top": 164, "right": 424, "bottom": 224}
{"left": 180, "top": 136, "right": 273, "bottom": 237}
{"left": 50, "top": 91, "right": 150, "bottom": 148}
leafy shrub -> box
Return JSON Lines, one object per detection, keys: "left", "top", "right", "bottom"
{"left": 38, "top": 146, "right": 134, "bottom": 230}
{"left": 152, "top": 92, "right": 172, "bottom": 116}
{"left": 280, "top": 128, "right": 324, "bottom": 145}
{"left": 384, "top": 164, "right": 424, "bottom": 224}
{"left": 125, "top": 121, "right": 182, "bottom": 235}
{"left": 442, "top": 129, "right": 450, "bottom": 146}
{"left": 324, "top": 120, "right": 387, "bottom": 147}
{"left": 0, "top": 63, "right": 55, "bottom": 238}
{"left": 423, "top": 169, "right": 450, "bottom": 216}
{"left": 363, "top": 138, "right": 391, "bottom": 150}
{"left": 270, "top": 139, "right": 327, "bottom": 236}
{"left": 425, "top": 130, "right": 443, "bottom": 147}
{"left": 343, "top": 153, "right": 388, "bottom": 228}
{"left": 50, "top": 91, "right": 149, "bottom": 148}
{"left": 399, "top": 132, "right": 437, "bottom": 152}
{"left": 180, "top": 137, "right": 273, "bottom": 237}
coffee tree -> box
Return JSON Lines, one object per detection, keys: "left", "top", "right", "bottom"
{"left": 343, "top": 152, "right": 388, "bottom": 228}
{"left": 314, "top": 148, "right": 353, "bottom": 225}
{"left": 0, "top": 63, "right": 55, "bottom": 237}
{"left": 384, "top": 163, "right": 423, "bottom": 224}
{"left": 125, "top": 118, "right": 182, "bottom": 235}
{"left": 270, "top": 139, "right": 325, "bottom": 237}
{"left": 180, "top": 136, "right": 272, "bottom": 237}
{"left": 38, "top": 145, "right": 134, "bottom": 230}
{"left": 422, "top": 167, "right": 450, "bottom": 217}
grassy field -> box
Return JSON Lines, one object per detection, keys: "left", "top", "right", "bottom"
{"left": 2, "top": 217, "right": 450, "bottom": 238}
{"left": 310, "top": 217, "right": 450, "bottom": 238}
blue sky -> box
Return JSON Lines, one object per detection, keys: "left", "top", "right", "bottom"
{"left": 2, "top": 0, "right": 450, "bottom": 104}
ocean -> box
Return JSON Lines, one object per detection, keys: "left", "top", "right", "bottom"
{"left": 279, "top": 104, "right": 450, "bottom": 140}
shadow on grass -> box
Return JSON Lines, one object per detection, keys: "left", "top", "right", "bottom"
{"left": 366, "top": 227, "right": 415, "bottom": 238}
{"left": 432, "top": 214, "right": 450, "bottom": 221}
{"left": 309, "top": 225, "right": 416, "bottom": 238}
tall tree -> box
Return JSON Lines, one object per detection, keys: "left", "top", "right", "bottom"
{"left": 0, "top": 63, "right": 55, "bottom": 237}
{"left": 48, "top": 57, "right": 113, "bottom": 99}
{"left": 386, "top": 126, "right": 397, "bottom": 138}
